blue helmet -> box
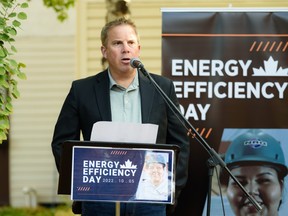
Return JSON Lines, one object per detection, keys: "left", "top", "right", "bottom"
{"left": 146, "top": 153, "right": 166, "bottom": 166}
{"left": 224, "top": 129, "right": 288, "bottom": 177}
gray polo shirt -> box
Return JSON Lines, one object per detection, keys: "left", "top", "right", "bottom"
{"left": 108, "top": 70, "right": 142, "bottom": 123}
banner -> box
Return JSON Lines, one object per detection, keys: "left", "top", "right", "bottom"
{"left": 161, "top": 9, "right": 288, "bottom": 215}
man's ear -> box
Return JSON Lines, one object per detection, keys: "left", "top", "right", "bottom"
{"left": 101, "top": 45, "right": 107, "bottom": 58}
{"left": 138, "top": 44, "right": 141, "bottom": 56}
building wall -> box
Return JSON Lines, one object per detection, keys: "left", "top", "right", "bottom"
{"left": 9, "top": 0, "right": 288, "bottom": 207}
{"left": 9, "top": 1, "right": 76, "bottom": 206}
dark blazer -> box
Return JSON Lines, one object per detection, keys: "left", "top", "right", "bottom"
{"left": 51, "top": 69, "right": 190, "bottom": 193}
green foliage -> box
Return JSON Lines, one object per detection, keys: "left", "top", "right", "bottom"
{"left": 0, "top": 205, "right": 75, "bottom": 216}
{"left": 0, "top": 0, "right": 29, "bottom": 143}
{"left": 43, "top": 0, "right": 75, "bottom": 22}
{"left": 0, "top": 206, "right": 54, "bottom": 216}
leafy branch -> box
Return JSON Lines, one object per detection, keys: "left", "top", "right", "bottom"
{"left": 0, "top": 0, "right": 29, "bottom": 143}
{"left": 43, "top": 0, "right": 75, "bottom": 22}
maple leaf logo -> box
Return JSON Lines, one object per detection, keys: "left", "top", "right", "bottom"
{"left": 252, "top": 56, "right": 288, "bottom": 76}
{"left": 120, "top": 159, "right": 137, "bottom": 169}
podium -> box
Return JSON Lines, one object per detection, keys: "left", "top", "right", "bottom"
{"left": 58, "top": 140, "right": 179, "bottom": 205}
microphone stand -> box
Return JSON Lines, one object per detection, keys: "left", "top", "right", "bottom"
{"left": 137, "top": 65, "right": 262, "bottom": 215}
{"left": 206, "top": 157, "right": 217, "bottom": 216}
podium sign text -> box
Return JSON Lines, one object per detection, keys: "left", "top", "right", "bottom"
{"left": 71, "top": 146, "right": 176, "bottom": 204}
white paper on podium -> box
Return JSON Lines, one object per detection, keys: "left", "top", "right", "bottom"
{"left": 90, "top": 121, "right": 159, "bottom": 144}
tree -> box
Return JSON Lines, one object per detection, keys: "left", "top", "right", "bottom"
{"left": 0, "top": 0, "right": 29, "bottom": 143}
{"left": 42, "top": 0, "right": 75, "bottom": 22}
{"left": 42, "top": 0, "right": 131, "bottom": 23}
{"left": 0, "top": 0, "right": 131, "bottom": 143}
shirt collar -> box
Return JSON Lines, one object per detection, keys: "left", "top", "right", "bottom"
{"left": 108, "top": 68, "right": 139, "bottom": 90}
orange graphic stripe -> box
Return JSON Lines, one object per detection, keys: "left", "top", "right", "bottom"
{"left": 190, "top": 128, "right": 213, "bottom": 139}
{"left": 256, "top": 41, "right": 263, "bottom": 51}
{"left": 283, "top": 42, "right": 288, "bottom": 51}
{"left": 205, "top": 128, "right": 213, "bottom": 139}
{"left": 263, "top": 41, "right": 270, "bottom": 51}
{"left": 249, "top": 41, "right": 257, "bottom": 52}
{"left": 163, "top": 33, "right": 288, "bottom": 52}
{"left": 276, "top": 41, "right": 283, "bottom": 51}
{"left": 250, "top": 41, "right": 288, "bottom": 52}
{"left": 270, "top": 41, "right": 276, "bottom": 51}
{"left": 162, "top": 33, "right": 288, "bottom": 37}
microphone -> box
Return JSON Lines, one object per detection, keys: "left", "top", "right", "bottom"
{"left": 130, "top": 58, "right": 144, "bottom": 69}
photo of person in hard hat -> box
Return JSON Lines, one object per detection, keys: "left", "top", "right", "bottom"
{"left": 220, "top": 129, "right": 288, "bottom": 216}
{"left": 135, "top": 152, "right": 169, "bottom": 201}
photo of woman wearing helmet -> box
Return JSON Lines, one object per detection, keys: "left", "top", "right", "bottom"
{"left": 202, "top": 128, "right": 288, "bottom": 216}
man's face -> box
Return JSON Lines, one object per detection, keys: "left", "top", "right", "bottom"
{"left": 147, "top": 162, "right": 165, "bottom": 186}
{"left": 226, "top": 165, "right": 283, "bottom": 216}
{"left": 101, "top": 24, "right": 141, "bottom": 75}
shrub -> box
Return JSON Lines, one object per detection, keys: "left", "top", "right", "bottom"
{"left": 0, "top": 206, "right": 53, "bottom": 216}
